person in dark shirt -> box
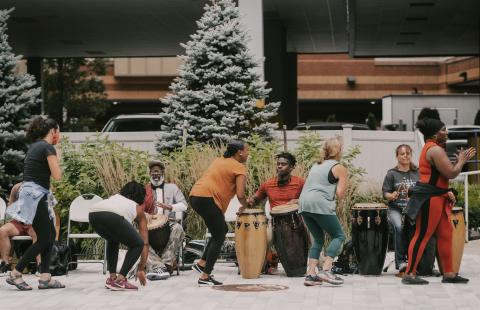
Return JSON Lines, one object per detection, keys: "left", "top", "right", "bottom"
{"left": 382, "top": 144, "right": 419, "bottom": 273}
{"left": 6, "top": 116, "right": 64, "bottom": 291}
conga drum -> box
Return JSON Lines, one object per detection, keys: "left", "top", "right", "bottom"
{"left": 147, "top": 214, "right": 170, "bottom": 253}
{"left": 450, "top": 207, "right": 465, "bottom": 273}
{"left": 270, "top": 204, "right": 309, "bottom": 277}
{"left": 235, "top": 209, "right": 268, "bottom": 279}
{"left": 351, "top": 203, "right": 388, "bottom": 275}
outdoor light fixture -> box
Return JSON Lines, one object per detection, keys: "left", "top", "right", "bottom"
{"left": 347, "top": 76, "right": 356, "bottom": 86}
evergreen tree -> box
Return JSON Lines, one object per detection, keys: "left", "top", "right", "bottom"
{"left": 0, "top": 9, "right": 39, "bottom": 195}
{"left": 158, "top": 0, "right": 279, "bottom": 152}
{"left": 43, "top": 58, "right": 108, "bottom": 131}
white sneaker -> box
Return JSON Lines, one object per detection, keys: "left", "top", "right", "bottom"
{"left": 147, "top": 267, "right": 170, "bottom": 281}
{"left": 318, "top": 270, "right": 344, "bottom": 285}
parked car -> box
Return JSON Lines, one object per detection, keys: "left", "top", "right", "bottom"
{"left": 446, "top": 125, "right": 480, "bottom": 164}
{"left": 294, "top": 122, "right": 370, "bottom": 130}
{"left": 101, "top": 114, "right": 163, "bottom": 132}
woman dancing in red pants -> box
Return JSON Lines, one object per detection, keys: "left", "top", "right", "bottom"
{"left": 402, "top": 118, "right": 475, "bottom": 285}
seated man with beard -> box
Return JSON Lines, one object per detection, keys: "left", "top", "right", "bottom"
{"left": 138, "top": 160, "right": 187, "bottom": 280}
{"left": 247, "top": 152, "right": 305, "bottom": 274}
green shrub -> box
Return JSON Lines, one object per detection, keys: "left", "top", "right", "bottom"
{"left": 56, "top": 132, "right": 369, "bottom": 242}
{"left": 452, "top": 183, "right": 480, "bottom": 229}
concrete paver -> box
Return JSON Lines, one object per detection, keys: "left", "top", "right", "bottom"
{"left": 1, "top": 241, "right": 479, "bottom": 310}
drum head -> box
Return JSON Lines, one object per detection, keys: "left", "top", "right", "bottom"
{"left": 239, "top": 208, "right": 265, "bottom": 215}
{"left": 270, "top": 203, "right": 298, "bottom": 215}
{"left": 147, "top": 214, "right": 169, "bottom": 230}
{"left": 352, "top": 203, "right": 387, "bottom": 210}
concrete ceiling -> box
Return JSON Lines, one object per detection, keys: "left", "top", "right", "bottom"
{"left": 350, "top": 0, "right": 480, "bottom": 57}
{"left": 1, "top": 0, "right": 478, "bottom": 58}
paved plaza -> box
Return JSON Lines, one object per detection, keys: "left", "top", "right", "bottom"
{"left": 0, "top": 240, "right": 479, "bottom": 310}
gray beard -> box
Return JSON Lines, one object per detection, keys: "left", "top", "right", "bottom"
{"left": 150, "top": 177, "right": 164, "bottom": 187}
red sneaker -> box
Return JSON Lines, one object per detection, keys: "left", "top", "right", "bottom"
{"left": 105, "top": 277, "right": 122, "bottom": 290}
{"left": 114, "top": 278, "right": 138, "bottom": 291}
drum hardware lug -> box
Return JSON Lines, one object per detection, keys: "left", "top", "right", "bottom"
{"left": 236, "top": 222, "right": 242, "bottom": 229}
{"left": 244, "top": 223, "right": 250, "bottom": 228}
{"left": 367, "top": 217, "right": 370, "bottom": 229}
{"left": 357, "top": 216, "right": 363, "bottom": 226}
{"left": 453, "top": 219, "right": 459, "bottom": 228}
{"left": 375, "top": 216, "right": 381, "bottom": 226}
{"left": 253, "top": 221, "right": 259, "bottom": 229}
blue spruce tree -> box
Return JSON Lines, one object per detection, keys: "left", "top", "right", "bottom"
{"left": 158, "top": 0, "right": 279, "bottom": 152}
{"left": 0, "top": 9, "right": 40, "bottom": 195}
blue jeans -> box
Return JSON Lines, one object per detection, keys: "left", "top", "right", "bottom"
{"left": 388, "top": 208, "right": 407, "bottom": 268}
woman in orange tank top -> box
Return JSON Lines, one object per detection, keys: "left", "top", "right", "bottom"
{"left": 402, "top": 118, "right": 476, "bottom": 285}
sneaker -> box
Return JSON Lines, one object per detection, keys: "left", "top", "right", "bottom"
{"left": 0, "top": 262, "right": 12, "bottom": 275}
{"left": 399, "top": 262, "right": 407, "bottom": 273}
{"left": 105, "top": 277, "right": 122, "bottom": 290}
{"left": 198, "top": 275, "right": 222, "bottom": 286}
{"left": 192, "top": 263, "right": 205, "bottom": 274}
{"left": 304, "top": 274, "right": 322, "bottom": 286}
{"left": 114, "top": 278, "right": 138, "bottom": 290}
{"left": 402, "top": 275, "right": 429, "bottom": 285}
{"left": 318, "top": 270, "right": 344, "bottom": 285}
{"left": 442, "top": 275, "right": 469, "bottom": 284}
{"left": 147, "top": 267, "right": 170, "bottom": 281}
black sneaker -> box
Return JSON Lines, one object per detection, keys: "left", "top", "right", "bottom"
{"left": 192, "top": 263, "right": 205, "bottom": 274}
{"left": 402, "top": 275, "right": 429, "bottom": 285}
{"left": 198, "top": 275, "right": 222, "bottom": 286}
{"left": 0, "top": 263, "right": 12, "bottom": 275}
{"left": 442, "top": 275, "right": 469, "bottom": 284}
{"left": 304, "top": 274, "right": 322, "bottom": 286}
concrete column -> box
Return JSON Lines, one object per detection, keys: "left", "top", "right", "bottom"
{"left": 342, "top": 124, "right": 354, "bottom": 150}
{"left": 26, "top": 57, "right": 43, "bottom": 114}
{"left": 238, "top": 0, "right": 264, "bottom": 79}
{"left": 264, "top": 19, "right": 298, "bottom": 129}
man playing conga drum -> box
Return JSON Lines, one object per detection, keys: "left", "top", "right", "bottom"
{"left": 138, "top": 160, "right": 187, "bottom": 281}
{"left": 247, "top": 152, "right": 305, "bottom": 274}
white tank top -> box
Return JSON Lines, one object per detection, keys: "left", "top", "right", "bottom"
{"left": 89, "top": 194, "right": 138, "bottom": 223}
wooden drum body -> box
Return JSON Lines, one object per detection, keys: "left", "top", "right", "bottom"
{"left": 235, "top": 209, "right": 268, "bottom": 279}
{"left": 351, "top": 203, "right": 389, "bottom": 275}
{"left": 450, "top": 207, "right": 465, "bottom": 273}
{"left": 271, "top": 204, "right": 309, "bottom": 277}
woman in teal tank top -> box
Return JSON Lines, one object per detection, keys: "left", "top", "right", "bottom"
{"left": 299, "top": 137, "right": 348, "bottom": 286}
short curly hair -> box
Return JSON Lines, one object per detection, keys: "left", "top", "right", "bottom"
{"left": 276, "top": 152, "right": 297, "bottom": 167}
{"left": 119, "top": 181, "right": 146, "bottom": 205}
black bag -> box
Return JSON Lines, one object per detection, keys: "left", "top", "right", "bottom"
{"left": 49, "top": 241, "right": 71, "bottom": 276}
{"left": 332, "top": 240, "right": 358, "bottom": 274}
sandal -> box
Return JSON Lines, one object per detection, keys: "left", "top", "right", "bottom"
{"left": 38, "top": 278, "right": 66, "bottom": 289}
{"left": 6, "top": 272, "right": 33, "bottom": 291}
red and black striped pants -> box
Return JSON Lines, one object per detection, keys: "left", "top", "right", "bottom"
{"left": 406, "top": 195, "right": 453, "bottom": 274}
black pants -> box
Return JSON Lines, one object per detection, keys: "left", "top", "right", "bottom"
{"left": 89, "top": 212, "right": 143, "bottom": 276}
{"left": 15, "top": 196, "right": 55, "bottom": 273}
{"left": 190, "top": 196, "right": 228, "bottom": 275}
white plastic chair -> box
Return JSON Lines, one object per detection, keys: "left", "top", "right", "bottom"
{"left": 0, "top": 197, "right": 6, "bottom": 223}
{"left": 67, "top": 194, "right": 106, "bottom": 274}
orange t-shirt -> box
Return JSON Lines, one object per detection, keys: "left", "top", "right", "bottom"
{"left": 255, "top": 176, "right": 305, "bottom": 208}
{"left": 190, "top": 157, "right": 247, "bottom": 213}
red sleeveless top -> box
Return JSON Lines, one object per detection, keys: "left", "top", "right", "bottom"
{"left": 418, "top": 140, "right": 449, "bottom": 189}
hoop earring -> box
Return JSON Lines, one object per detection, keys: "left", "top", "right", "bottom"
{"left": 432, "top": 134, "right": 438, "bottom": 141}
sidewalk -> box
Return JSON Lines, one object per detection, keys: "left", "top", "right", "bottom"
{"left": 1, "top": 240, "right": 479, "bottom": 310}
